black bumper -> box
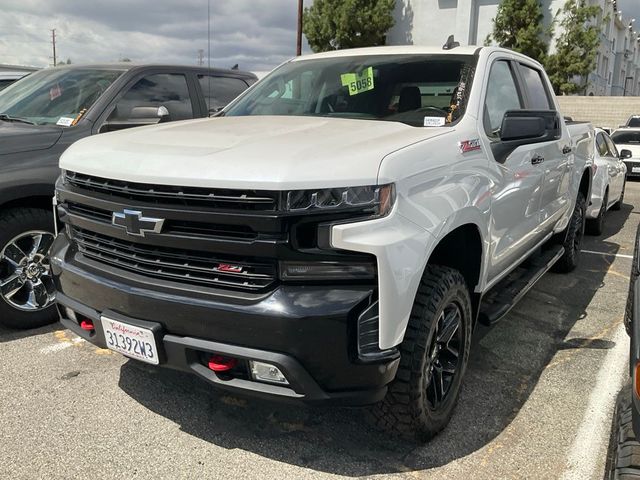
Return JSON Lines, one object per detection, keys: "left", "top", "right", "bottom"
{"left": 52, "top": 236, "right": 399, "bottom": 405}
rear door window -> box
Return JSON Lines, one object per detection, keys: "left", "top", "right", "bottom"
{"left": 198, "top": 75, "right": 249, "bottom": 111}
{"left": 519, "top": 64, "right": 552, "bottom": 110}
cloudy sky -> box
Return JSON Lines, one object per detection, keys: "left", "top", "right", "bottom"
{"left": 1, "top": 0, "right": 640, "bottom": 72}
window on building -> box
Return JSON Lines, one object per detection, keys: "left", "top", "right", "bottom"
{"left": 484, "top": 61, "right": 522, "bottom": 137}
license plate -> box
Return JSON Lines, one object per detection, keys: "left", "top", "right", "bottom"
{"left": 101, "top": 317, "right": 159, "bottom": 365}
{"left": 633, "top": 167, "right": 640, "bottom": 173}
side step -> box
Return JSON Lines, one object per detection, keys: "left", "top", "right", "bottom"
{"left": 478, "top": 245, "right": 565, "bottom": 326}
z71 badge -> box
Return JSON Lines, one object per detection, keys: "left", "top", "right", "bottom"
{"left": 459, "top": 139, "right": 482, "bottom": 154}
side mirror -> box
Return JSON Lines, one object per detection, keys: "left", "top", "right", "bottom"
{"left": 492, "top": 110, "right": 561, "bottom": 163}
{"left": 620, "top": 149, "right": 633, "bottom": 159}
{"left": 129, "top": 105, "right": 169, "bottom": 120}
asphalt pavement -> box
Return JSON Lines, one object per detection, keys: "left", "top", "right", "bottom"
{"left": 1, "top": 183, "right": 638, "bottom": 480}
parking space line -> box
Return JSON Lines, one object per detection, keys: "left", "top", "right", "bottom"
{"left": 581, "top": 249, "right": 634, "bottom": 260}
{"left": 561, "top": 324, "right": 629, "bottom": 480}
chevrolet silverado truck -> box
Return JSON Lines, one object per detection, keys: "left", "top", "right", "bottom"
{"left": 0, "top": 63, "right": 256, "bottom": 329}
{"left": 51, "top": 46, "right": 594, "bottom": 441}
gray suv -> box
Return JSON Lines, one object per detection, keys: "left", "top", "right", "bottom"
{"left": 0, "top": 63, "right": 256, "bottom": 329}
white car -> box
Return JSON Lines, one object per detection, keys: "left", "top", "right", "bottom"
{"left": 611, "top": 127, "right": 640, "bottom": 177}
{"left": 586, "top": 128, "right": 627, "bottom": 235}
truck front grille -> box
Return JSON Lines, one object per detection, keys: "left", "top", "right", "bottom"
{"left": 65, "top": 171, "right": 279, "bottom": 211}
{"left": 71, "top": 227, "right": 277, "bottom": 291}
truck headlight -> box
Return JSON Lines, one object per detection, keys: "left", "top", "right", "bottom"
{"left": 285, "top": 184, "right": 395, "bottom": 217}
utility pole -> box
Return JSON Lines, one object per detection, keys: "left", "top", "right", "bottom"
{"left": 296, "top": 0, "right": 303, "bottom": 56}
{"left": 51, "top": 29, "right": 57, "bottom": 67}
{"left": 197, "top": 49, "right": 204, "bottom": 66}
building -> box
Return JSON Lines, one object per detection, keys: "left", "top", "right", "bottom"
{"left": 387, "top": 0, "right": 640, "bottom": 96}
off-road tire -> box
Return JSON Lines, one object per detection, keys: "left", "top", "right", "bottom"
{"left": 0, "top": 208, "right": 58, "bottom": 329}
{"left": 371, "top": 265, "right": 472, "bottom": 442}
{"left": 625, "top": 224, "right": 640, "bottom": 336}
{"left": 553, "top": 192, "right": 586, "bottom": 273}
{"left": 613, "top": 181, "right": 626, "bottom": 211}
{"left": 587, "top": 190, "right": 607, "bottom": 236}
{"left": 609, "top": 384, "right": 640, "bottom": 479}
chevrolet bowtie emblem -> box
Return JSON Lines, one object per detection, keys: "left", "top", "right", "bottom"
{"left": 112, "top": 209, "right": 165, "bottom": 237}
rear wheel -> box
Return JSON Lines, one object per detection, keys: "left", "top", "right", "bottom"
{"left": 372, "top": 265, "right": 472, "bottom": 442}
{"left": 553, "top": 192, "right": 586, "bottom": 273}
{"left": 587, "top": 189, "right": 608, "bottom": 236}
{"left": 0, "top": 208, "right": 58, "bottom": 329}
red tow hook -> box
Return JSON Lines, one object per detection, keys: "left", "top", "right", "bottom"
{"left": 79, "top": 319, "right": 95, "bottom": 331}
{"left": 207, "top": 355, "right": 238, "bottom": 372}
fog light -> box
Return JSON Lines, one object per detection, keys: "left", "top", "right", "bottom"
{"left": 249, "top": 361, "right": 289, "bottom": 385}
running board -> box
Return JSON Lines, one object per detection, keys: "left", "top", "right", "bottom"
{"left": 478, "top": 245, "right": 565, "bottom": 326}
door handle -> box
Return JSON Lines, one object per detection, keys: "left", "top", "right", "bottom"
{"left": 562, "top": 145, "right": 572, "bottom": 155}
{"left": 531, "top": 154, "right": 545, "bottom": 165}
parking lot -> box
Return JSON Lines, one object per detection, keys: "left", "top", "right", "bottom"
{"left": 1, "top": 183, "right": 638, "bottom": 480}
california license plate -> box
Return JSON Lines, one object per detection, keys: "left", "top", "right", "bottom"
{"left": 101, "top": 317, "right": 159, "bottom": 365}
{"left": 633, "top": 167, "right": 640, "bottom": 173}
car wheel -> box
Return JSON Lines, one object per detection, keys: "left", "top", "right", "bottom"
{"left": 613, "top": 181, "right": 626, "bottom": 211}
{"left": 587, "top": 190, "right": 608, "bottom": 236}
{"left": 553, "top": 192, "right": 586, "bottom": 273}
{"left": 371, "top": 265, "right": 472, "bottom": 442}
{"left": 608, "top": 383, "right": 640, "bottom": 480}
{"left": 0, "top": 208, "right": 58, "bottom": 329}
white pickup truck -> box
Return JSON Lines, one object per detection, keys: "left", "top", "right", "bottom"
{"left": 51, "top": 46, "right": 594, "bottom": 441}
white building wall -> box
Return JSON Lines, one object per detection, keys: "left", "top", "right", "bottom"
{"left": 388, "top": 0, "right": 640, "bottom": 96}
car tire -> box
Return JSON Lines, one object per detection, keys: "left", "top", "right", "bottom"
{"left": 553, "top": 192, "right": 586, "bottom": 274}
{"left": 371, "top": 265, "right": 472, "bottom": 442}
{"left": 587, "top": 190, "right": 608, "bottom": 236}
{"left": 0, "top": 208, "right": 58, "bottom": 330}
{"left": 609, "top": 383, "right": 640, "bottom": 480}
{"left": 613, "top": 182, "right": 626, "bottom": 211}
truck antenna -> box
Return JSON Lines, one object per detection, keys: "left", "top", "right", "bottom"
{"left": 442, "top": 35, "right": 460, "bottom": 50}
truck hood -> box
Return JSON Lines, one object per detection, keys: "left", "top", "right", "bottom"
{"left": 0, "top": 121, "right": 63, "bottom": 155}
{"left": 61, "top": 116, "right": 450, "bottom": 189}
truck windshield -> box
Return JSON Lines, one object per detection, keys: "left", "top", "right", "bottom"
{"left": 611, "top": 131, "right": 640, "bottom": 144}
{"left": 0, "top": 67, "right": 124, "bottom": 126}
{"left": 225, "top": 54, "right": 476, "bottom": 127}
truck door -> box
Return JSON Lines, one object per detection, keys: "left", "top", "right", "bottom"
{"left": 482, "top": 59, "right": 546, "bottom": 283}
{"left": 516, "top": 62, "right": 572, "bottom": 232}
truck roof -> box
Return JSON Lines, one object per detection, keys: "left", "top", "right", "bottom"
{"left": 291, "top": 45, "right": 512, "bottom": 61}
{"left": 45, "top": 63, "right": 257, "bottom": 80}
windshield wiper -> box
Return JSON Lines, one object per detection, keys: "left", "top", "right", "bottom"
{"left": 0, "top": 114, "right": 35, "bottom": 125}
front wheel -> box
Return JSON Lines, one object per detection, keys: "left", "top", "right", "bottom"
{"left": 372, "top": 265, "right": 472, "bottom": 442}
{"left": 553, "top": 192, "right": 586, "bottom": 273}
{"left": 0, "top": 208, "right": 58, "bottom": 329}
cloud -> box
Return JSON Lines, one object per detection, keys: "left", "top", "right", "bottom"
{"left": 618, "top": 0, "right": 640, "bottom": 24}
{"left": 0, "top": 0, "right": 308, "bottom": 72}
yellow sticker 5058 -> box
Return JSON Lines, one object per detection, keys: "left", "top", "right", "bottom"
{"left": 340, "top": 67, "right": 374, "bottom": 96}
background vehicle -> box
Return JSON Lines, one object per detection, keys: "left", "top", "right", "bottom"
{"left": 0, "top": 71, "right": 31, "bottom": 91}
{"left": 52, "top": 46, "right": 593, "bottom": 441}
{"left": 586, "top": 128, "right": 627, "bottom": 235}
{"left": 611, "top": 128, "right": 640, "bottom": 177}
{"left": 0, "top": 63, "right": 256, "bottom": 329}
{"left": 624, "top": 115, "right": 640, "bottom": 128}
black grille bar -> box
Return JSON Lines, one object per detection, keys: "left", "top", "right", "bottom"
{"left": 71, "top": 227, "right": 277, "bottom": 291}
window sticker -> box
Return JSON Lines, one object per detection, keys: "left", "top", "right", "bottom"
{"left": 424, "top": 116, "right": 445, "bottom": 127}
{"left": 340, "top": 67, "right": 374, "bottom": 96}
{"left": 56, "top": 117, "right": 75, "bottom": 127}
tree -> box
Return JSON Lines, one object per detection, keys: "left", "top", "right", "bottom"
{"left": 545, "top": 0, "right": 602, "bottom": 95}
{"left": 65, "top": 58, "right": 72, "bottom": 65}
{"left": 303, "top": 0, "right": 395, "bottom": 52}
{"left": 486, "top": 0, "right": 550, "bottom": 63}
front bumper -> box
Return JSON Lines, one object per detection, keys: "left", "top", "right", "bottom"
{"left": 51, "top": 235, "right": 399, "bottom": 405}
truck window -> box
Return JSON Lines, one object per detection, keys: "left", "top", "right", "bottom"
{"left": 110, "top": 73, "right": 193, "bottom": 122}
{"left": 198, "top": 75, "right": 248, "bottom": 111}
{"left": 519, "top": 64, "right": 552, "bottom": 110}
{"left": 225, "top": 54, "right": 477, "bottom": 128}
{"left": 484, "top": 61, "right": 522, "bottom": 137}
{"left": 611, "top": 131, "right": 640, "bottom": 144}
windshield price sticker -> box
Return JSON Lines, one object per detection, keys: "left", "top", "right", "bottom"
{"left": 424, "top": 116, "right": 445, "bottom": 127}
{"left": 341, "top": 67, "right": 375, "bottom": 96}
{"left": 56, "top": 117, "right": 75, "bottom": 127}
